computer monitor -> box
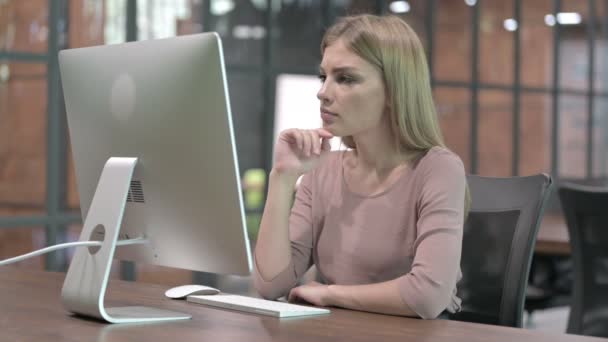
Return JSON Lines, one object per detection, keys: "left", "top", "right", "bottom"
{"left": 58, "top": 32, "right": 252, "bottom": 323}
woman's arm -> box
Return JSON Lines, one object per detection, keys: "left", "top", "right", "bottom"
{"left": 253, "top": 128, "right": 333, "bottom": 299}
{"left": 254, "top": 170, "right": 299, "bottom": 281}
{"left": 288, "top": 224, "right": 461, "bottom": 319}
{"left": 329, "top": 280, "right": 417, "bottom": 316}
{"left": 288, "top": 217, "right": 461, "bottom": 318}
{"left": 289, "top": 279, "right": 417, "bottom": 317}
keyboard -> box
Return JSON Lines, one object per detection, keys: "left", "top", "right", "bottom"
{"left": 187, "top": 294, "right": 331, "bottom": 318}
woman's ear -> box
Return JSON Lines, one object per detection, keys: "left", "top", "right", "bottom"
{"left": 383, "top": 99, "right": 393, "bottom": 117}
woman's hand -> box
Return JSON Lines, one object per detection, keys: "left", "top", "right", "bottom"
{"left": 287, "top": 281, "right": 332, "bottom": 307}
{"left": 273, "top": 128, "right": 333, "bottom": 180}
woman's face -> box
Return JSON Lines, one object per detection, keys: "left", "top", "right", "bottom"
{"left": 317, "top": 39, "right": 387, "bottom": 138}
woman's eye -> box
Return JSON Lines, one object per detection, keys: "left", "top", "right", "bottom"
{"left": 338, "top": 75, "right": 355, "bottom": 84}
{"left": 318, "top": 74, "right": 326, "bottom": 83}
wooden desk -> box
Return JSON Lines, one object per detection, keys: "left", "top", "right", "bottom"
{"left": 0, "top": 268, "right": 602, "bottom": 342}
{"left": 536, "top": 213, "right": 571, "bottom": 256}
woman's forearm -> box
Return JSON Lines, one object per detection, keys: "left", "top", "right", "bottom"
{"left": 327, "top": 279, "right": 418, "bottom": 317}
{"left": 254, "top": 169, "right": 298, "bottom": 281}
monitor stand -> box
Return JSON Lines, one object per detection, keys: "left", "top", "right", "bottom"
{"left": 61, "top": 157, "right": 191, "bottom": 323}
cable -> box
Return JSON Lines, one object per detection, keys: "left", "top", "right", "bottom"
{"left": 0, "top": 237, "right": 148, "bottom": 266}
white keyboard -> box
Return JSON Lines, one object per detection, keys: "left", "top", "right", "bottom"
{"left": 187, "top": 294, "right": 331, "bottom": 318}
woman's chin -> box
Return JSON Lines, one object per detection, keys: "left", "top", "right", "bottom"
{"left": 322, "top": 125, "right": 340, "bottom": 137}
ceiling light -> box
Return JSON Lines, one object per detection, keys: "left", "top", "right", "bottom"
{"left": 210, "top": 0, "right": 234, "bottom": 16}
{"left": 233, "top": 25, "right": 266, "bottom": 40}
{"left": 557, "top": 12, "right": 582, "bottom": 25}
{"left": 389, "top": 1, "right": 410, "bottom": 14}
{"left": 503, "top": 18, "right": 518, "bottom": 31}
{"left": 0, "top": 64, "right": 9, "bottom": 83}
{"left": 545, "top": 12, "right": 582, "bottom": 26}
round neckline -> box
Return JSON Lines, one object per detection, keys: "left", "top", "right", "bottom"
{"left": 340, "top": 150, "right": 411, "bottom": 199}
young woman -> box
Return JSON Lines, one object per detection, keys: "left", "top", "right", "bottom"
{"left": 253, "top": 14, "right": 469, "bottom": 319}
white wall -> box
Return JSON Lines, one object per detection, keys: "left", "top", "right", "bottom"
{"left": 273, "top": 74, "right": 345, "bottom": 153}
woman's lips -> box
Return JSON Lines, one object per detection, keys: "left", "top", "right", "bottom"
{"left": 321, "top": 110, "right": 338, "bottom": 124}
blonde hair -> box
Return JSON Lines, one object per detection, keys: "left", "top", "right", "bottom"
{"left": 321, "top": 14, "right": 471, "bottom": 216}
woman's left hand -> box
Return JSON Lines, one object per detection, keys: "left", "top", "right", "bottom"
{"left": 287, "top": 281, "right": 332, "bottom": 307}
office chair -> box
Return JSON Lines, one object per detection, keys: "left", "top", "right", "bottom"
{"left": 558, "top": 182, "right": 608, "bottom": 337}
{"left": 525, "top": 178, "right": 608, "bottom": 324}
{"left": 449, "top": 174, "right": 552, "bottom": 328}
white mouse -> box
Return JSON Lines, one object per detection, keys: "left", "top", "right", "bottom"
{"left": 165, "top": 284, "right": 220, "bottom": 299}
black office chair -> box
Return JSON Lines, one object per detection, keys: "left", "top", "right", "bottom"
{"left": 449, "top": 174, "right": 552, "bottom": 328}
{"left": 558, "top": 182, "right": 608, "bottom": 337}
{"left": 525, "top": 178, "right": 608, "bottom": 324}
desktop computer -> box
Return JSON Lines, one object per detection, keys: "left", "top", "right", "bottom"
{"left": 58, "top": 32, "right": 329, "bottom": 324}
{"left": 59, "top": 32, "right": 252, "bottom": 323}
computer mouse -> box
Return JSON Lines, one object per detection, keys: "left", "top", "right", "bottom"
{"left": 165, "top": 284, "right": 220, "bottom": 299}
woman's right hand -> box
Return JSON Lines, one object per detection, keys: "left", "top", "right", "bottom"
{"left": 272, "top": 128, "right": 334, "bottom": 179}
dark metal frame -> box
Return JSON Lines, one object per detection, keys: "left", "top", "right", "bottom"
{"left": 551, "top": 0, "right": 562, "bottom": 182}
{"left": 513, "top": 0, "right": 522, "bottom": 176}
{"left": 470, "top": 2, "right": 481, "bottom": 174}
{"left": 1, "top": 0, "right": 607, "bottom": 273}
{"left": 586, "top": 0, "right": 596, "bottom": 178}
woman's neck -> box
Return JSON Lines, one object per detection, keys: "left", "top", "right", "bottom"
{"left": 343, "top": 132, "right": 411, "bottom": 196}
{"left": 348, "top": 123, "right": 408, "bottom": 173}
{"left": 351, "top": 146, "right": 405, "bottom": 173}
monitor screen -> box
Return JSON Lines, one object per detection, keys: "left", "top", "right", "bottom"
{"left": 60, "top": 32, "right": 252, "bottom": 277}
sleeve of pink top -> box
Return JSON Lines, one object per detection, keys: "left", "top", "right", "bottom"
{"left": 253, "top": 172, "right": 315, "bottom": 300}
{"left": 397, "top": 151, "right": 466, "bottom": 319}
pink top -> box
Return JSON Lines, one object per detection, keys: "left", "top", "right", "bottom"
{"left": 254, "top": 146, "right": 466, "bottom": 319}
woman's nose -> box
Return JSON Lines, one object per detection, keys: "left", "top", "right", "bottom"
{"left": 317, "top": 83, "right": 331, "bottom": 104}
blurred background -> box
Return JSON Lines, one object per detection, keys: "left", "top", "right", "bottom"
{"left": 0, "top": 0, "right": 606, "bottom": 329}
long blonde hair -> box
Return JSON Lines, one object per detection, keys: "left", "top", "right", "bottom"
{"left": 321, "top": 14, "right": 471, "bottom": 216}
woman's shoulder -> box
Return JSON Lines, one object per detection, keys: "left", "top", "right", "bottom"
{"left": 414, "top": 146, "right": 465, "bottom": 177}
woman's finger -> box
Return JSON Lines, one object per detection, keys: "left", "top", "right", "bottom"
{"left": 287, "top": 288, "right": 297, "bottom": 303}
{"left": 316, "top": 128, "right": 334, "bottom": 139}
{"left": 281, "top": 128, "right": 331, "bottom": 157}
{"left": 281, "top": 129, "right": 300, "bottom": 149}
{"left": 321, "top": 137, "right": 331, "bottom": 152}
{"left": 310, "top": 130, "right": 321, "bottom": 155}
{"left": 301, "top": 130, "right": 312, "bottom": 157}
{"left": 293, "top": 129, "right": 304, "bottom": 151}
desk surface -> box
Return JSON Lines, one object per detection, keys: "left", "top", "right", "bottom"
{"left": 0, "top": 268, "right": 602, "bottom": 342}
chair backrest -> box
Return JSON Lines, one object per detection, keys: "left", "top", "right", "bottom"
{"left": 450, "top": 174, "right": 552, "bottom": 327}
{"left": 558, "top": 182, "right": 608, "bottom": 337}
